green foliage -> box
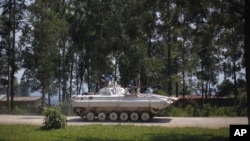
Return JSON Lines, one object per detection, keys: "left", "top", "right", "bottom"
{"left": 14, "top": 105, "right": 42, "bottom": 115}
{"left": 234, "top": 93, "right": 247, "bottom": 116}
{"left": 0, "top": 105, "right": 42, "bottom": 115}
{"left": 154, "top": 89, "right": 169, "bottom": 96}
{"left": 57, "top": 102, "right": 74, "bottom": 116}
{"left": 192, "top": 103, "right": 201, "bottom": 116}
{"left": 217, "top": 80, "right": 234, "bottom": 97}
{"left": 0, "top": 0, "right": 246, "bottom": 106}
{"left": 0, "top": 124, "right": 229, "bottom": 141}
{"left": 202, "top": 103, "right": 212, "bottom": 117}
{"left": 0, "top": 103, "right": 73, "bottom": 116}
{"left": 42, "top": 107, "right": 67, "bottom": 130}
{"left": 161, "top": 100, "right": 247, "bottom": 117}
{"left": 161, "top": 105, "right": 189, "bottom": 117}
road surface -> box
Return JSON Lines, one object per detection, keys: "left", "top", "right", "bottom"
{"left": 0, "top": 114, "right": 247, "bottom": 129}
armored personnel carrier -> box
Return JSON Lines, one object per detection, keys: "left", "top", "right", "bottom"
{"left": 71, "top": 83, "right": 178, "bottom": 121}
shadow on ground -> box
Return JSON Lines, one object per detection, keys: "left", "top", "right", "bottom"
{"left": 66, "top": 117, "right": 172, "bottom": 124}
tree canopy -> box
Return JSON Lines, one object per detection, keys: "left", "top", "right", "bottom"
{"left": 0, "top": 0, "right": 246, "bottom": 110}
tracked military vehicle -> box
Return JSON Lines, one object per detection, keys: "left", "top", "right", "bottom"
{"left": 71, "top": 83, "right": 178, "bottom": 121}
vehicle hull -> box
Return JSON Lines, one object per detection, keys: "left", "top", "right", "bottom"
{"left": 72, "top": 93, "right": 178, "bottom": 121}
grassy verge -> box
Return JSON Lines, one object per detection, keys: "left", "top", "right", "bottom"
{"left": 0, "top": 124, "right": 229, "bottom": 141}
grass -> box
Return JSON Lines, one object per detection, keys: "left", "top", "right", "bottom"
{"left": 0, "top": 124, "right": 229, "bottom": 141}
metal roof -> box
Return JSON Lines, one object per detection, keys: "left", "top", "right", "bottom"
{"left": 0, "top": 95, "right": 6, "bottom": 100}
{"left": 0, "top": 96, "right": 42, "bottom": 102}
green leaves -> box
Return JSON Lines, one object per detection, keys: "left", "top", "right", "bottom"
{"left": 42, "top": 107, "right": 67, "bottom": 130}
{"left": 0, "top": 0, "right": 244, "bottom": 105}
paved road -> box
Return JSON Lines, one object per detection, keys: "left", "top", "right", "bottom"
{"left": 0, "top": 114, "right": 248, "bottom": 128}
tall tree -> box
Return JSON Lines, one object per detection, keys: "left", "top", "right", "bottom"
{"left": 9, "top": 0, "right": 16, "bottom": 111}
{"left": 0, "top": 0, "right": 12, "bottom": 110}
{"left": 23, "top": 0, "right": 61, "bottom": 106}
{"left": 0, "top": 0, "right": 26, "bottom": 110}
{"left": 156, "top": 0, "right": 183, "bottom": 96}
{"left": 53, "top": 0, "right": 70, "bottom": 102}
{"left": 214, "top": 0, "right": 245, "bottom": 99}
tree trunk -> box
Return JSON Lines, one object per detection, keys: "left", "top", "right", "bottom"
{"left": 48, "top": 91, "right": 51, "bottom": 106}
{"left": 233, "top": 47, "right": 238, "bottom": 99}
{"left": 167, "top": 41, "right": 172, "bottom": 96}
{"left": 10, "top": 0, "right": 16, "bottom": 111}
{"left": 6, "top": 0, "right": 12, "bottom": 111}
{"left": 62, "top": 37, "right": 67, "bottom": 102}
{"left": 41, "top": 87, "right": 45, "bottom": 107}
{"left": 201, "top": 58, "right": 204, "bottom": 108}
{"left": 58, "top": 73, "right": 61, "bottom": 102}
{"left": 7, "top": 68, "right": 10, "bottom": 110}
{"left": 69, "top": 53, "right": 74, "bottom": 96}
{"left": 136, "top": 73, "right": 140, "bottom": 94}
{"left": 175, "top": 82, "right": 178, "bottom": 97}
{"left": 244, "top": 0, "right": 250, "bottom": 125}
{"left": 58, "top": 2, "right": 67, "bottom": 101}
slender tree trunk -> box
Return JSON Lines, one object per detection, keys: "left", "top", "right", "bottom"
{"left": 76, "top": 55, "right": 79, "bottom": 94}
{"left": 69, "top": 53, "right": 74, "bottom": 96}
{"left": 10, "top": 0, "right": 16, "bottom": 111}
{"left": 182, "top": 71, "right": 185, "bottom": 98}
{"left": 62, "top": 36, "right": 67, "bottom": 101}
{"left": 175, "top": 82, "right": 178, "bottom": 97}
{"left": 58, "top": 48, "right": 61, "bottom": 102}
{"left": 7, "top": 67, "right": 10, "bottom": 110}
{"left": 41, "top": 17, "right": 45, "bottom": 107}
{"left": 167, "top": 39, "right": 172, "bottom": 96}
{"left": 62, "top": 43, "right": 66, "bottom": 101}
{"left": 41, "top": 87, "right": 45, "bottom": 107}
{"left": 58, "top": 71, "right": 61, "bottom": 102}
{"left": 244, "top": 0, "right": 250, "bottom": 124}
{"left": 181, "top": 37, "right": 186, "bottom": 100}
{"left": 166, "top": 1, "right": 172, "bottom": 96}
{"left": 6, "top": 0, "right": 12, "bottom": 111}
{"left": 233, "top": 46, "right": 238, "bottom": 99}
{"left": 136, "top": 73, "right": 140, "bottom": 94}
{"left": 48, "top": 91, "right": 51, "bottom": 106}
{"left": 201, "top": 57, "right": 204, "bottom": 107}
{"left": 205, "top": 80, "right": 208, "bottom": 99}
{"left": 86, "top": 46, "right": 90, "bottom": 92}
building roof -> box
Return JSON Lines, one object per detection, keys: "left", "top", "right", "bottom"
{"left": 0, "top": 95, "right": 6, "bottom": 100}
{"left": 0, "top": 95, "right": 42, "bottom": 102}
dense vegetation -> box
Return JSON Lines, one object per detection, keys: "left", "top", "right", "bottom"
{"left": 0, "top": 0, "right": 246, "bottom": 111}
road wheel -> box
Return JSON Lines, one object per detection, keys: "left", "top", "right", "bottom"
{"left": 86, "top": 112, "right": 95, "bottom": 121}
{"left": 98, "top": 112, "right": 106, "bottom": 121}
{"left": 141, "top": 112, "right": 150, "bottom": 121}
{"left": 119, "top": 112, "right": 128, "bottom": 121}
{"left": 130, "top": 112, "right": 139, "bottom": 121}
{"left": 109, "top": 112, "right": 118, "bottom": 121}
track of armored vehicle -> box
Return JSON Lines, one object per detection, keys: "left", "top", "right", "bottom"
{"left": 71, "top": 84, "right": 178, "bottom": 122}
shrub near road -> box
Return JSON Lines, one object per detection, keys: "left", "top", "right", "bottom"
{"left": 42, "top": 107, "right": 67, "bottom": 130}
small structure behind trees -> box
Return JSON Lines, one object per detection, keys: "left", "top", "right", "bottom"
{"left": 0, "top": 95, "right": 42, "bottom": 108}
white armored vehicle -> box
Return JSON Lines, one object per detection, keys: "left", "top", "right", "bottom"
{"left": 71, "top": 83, "right": 178, "bottom": 121}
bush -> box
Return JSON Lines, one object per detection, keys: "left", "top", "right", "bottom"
{"left": 234, "top": 93, "right": 247, "bottom": 116}
{"left": 201, "top": 103, "right": 211, "bottom": 117}
{"left": 42, "top": 107, "right": 67, "bottom": 130}
{"left": 154, "top": 89, "right": 169, "bottom": 96}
